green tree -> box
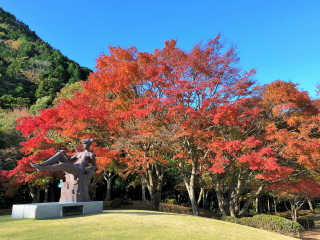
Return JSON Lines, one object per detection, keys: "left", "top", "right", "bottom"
{"left": 35, "top": 77, "right": 61, "bottom": 99}
{"left": 29, "top": 96, "right": 52, "bottom": 115}
{"left": 0, "top": 95, "right": 29, "bottom": 108}
{"left": 52, "top": 81, "right": 83, "bottom": 106}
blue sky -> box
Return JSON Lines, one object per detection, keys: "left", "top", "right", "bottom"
{"left": 2, "top": 0, "right": 320, "bottom": 97}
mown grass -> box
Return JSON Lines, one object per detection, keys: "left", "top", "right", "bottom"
{"left": 0, "top": 210, "right": 294, "bottom": 240}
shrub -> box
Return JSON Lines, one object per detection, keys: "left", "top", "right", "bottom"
{"left": 253, "top": 214, "right": 304, "bottom": 236}
{"left": 160, "top": 203, "right": 192, "bottom": 215}
{"left": 110, "top": 198, "right": 123, "bottom": 207}
{"left": 221, "top": 216, "right": 238, "bottom": 223}
{"left": 221, "top": 214, "right": 304, "bottom": 237}
{"left": 103, "top": 201, "right": 112, "bottom": 208}
{"left": 103, "top": 199, "right": 123, "bottom": 209}
{"left": 297, "top": 218, "right": 315, "bottom": 229}
{"left": 181, "top": 203, "right": 190, "bottom": 207}
{"left": 237, "top": 217, "right": 255, "bottom": 227}
{"left": 122, "top": 200, "right": 133, "bottom": 205}
{"left": 248, "top": 209, "right": 256, "bottom": 214}
{"left": 165, "top": 199, "right": 178, "bottom": 205}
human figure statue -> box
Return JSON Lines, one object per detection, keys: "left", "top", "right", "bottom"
{"left": 30, "top": 138, "right": 97, "bottom": 176}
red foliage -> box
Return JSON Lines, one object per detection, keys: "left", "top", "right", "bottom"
{"left": 267, "top": 178, "right": 320, "bottom": 200}
{"left": 2, "top": 36, "right": 320, "bottom": 211}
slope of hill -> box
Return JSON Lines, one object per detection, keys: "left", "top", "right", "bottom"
{"left": 0, "top": 210, "right": 294, "bottom": 240}
{"left": 0, "top": 7, "right": 92, "bottom": 109}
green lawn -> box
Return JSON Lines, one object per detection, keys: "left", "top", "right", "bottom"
{"left": 0, "top": 210, "right": 294, "bottom": 240}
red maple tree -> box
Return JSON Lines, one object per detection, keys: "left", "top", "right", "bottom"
{"left": 2, "top": 37, "right": 320, "bottom": 218}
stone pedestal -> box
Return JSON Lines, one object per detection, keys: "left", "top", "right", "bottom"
{"left": 12, "top": 201, "right": 103, "bottom": 220}
{"left": 59, "top": 174, "right": 91, "bottom": 202}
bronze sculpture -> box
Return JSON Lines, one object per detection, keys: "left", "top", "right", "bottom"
{"left": 30, "top": 139, "right": 97, "bottom": 202}
{"left": 30, "top": 138, "right": 97, "bottom": 175}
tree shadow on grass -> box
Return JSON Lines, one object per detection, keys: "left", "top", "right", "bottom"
{"left": 39, "top": 210, "right": 172, "bottom": 221}
{"left": 0, "top": 215, "right": 35, "bottom": 224}
{"left": 0, "top": 210, "right": 176, "bottom": 222}
{"left": 102, "top": 210, "right": 175, "bottom": 216}
{"left": 0, "top": 215, "right": 12, "bottom": 220}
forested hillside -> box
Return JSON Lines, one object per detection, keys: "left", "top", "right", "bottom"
{"left": 0, "top": 7, "right": 91, "bottom": 199}
{"left": 0, "top": 7, "right": 91, "bottom": 109}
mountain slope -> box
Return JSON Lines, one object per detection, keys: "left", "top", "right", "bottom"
{"left": 0, "top": 7, "right": 92, "bottom": 108}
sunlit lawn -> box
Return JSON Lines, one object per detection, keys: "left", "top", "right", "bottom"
{"left": 0, "top": 210, "right": 294, "bottom": 240}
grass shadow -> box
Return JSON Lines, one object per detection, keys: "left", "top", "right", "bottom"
{"left": 102, "top": 210, "right": 176, "bottom": 216}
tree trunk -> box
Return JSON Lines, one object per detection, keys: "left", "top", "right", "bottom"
{"left": 36, "top": 186, "right": 40, "bottom": 203}
{"left": 273, "top": 198, "right": 277, "bottom": 213}
{"left": 154, "top": 170, "right": 164, "bottom": 211}
{"left": 236, "top": 183, "right": 265, "bottom": 217}
{"left": 287, "top": 197, "right": 306, "bottom": 222}
{"left": 183, "top": 160, "right": 200, "bottom": 216}
{"left": 188, "top": 187, "right": 199, "bottom": 216}
{"left": 229, "top": 178, "right": 243, "bottom": 217}
{"left": 307, "top": 198, "right": 315, "bottom": 213}
{"left": 44, "top": 181, "right": 49, "bottom": 203}
{"left": 50, "top": 187, "right": 55, "bottom": 202}
{"left": 203, "top": 190, "right": 208, "bottom": 209}
{"left": 29, "top": 186, "right": 37, "bottom": 203}
{"left": 267, "top": 197, "right": 270, "bottom": 213}
{"left": 230, "top": 201, "right": 237, "bottom": 217}
{"left": 292, "top": 205, "right": 297, "bottom": 222}
{"left": 291, "top": 210, "right": 297, "bottom": 222}
{"left": 143, "top": 163, "right": 164, "bottom": 211}
{"left": 142, "top": 185, "right": 146, "bottom": 201}
{"left": 288, "top": 200, "right": 298, "bottom": 222}
{"left": 147, "top": 187, "right": 153, "bottom": 200}
{"left": 49, "top": 180, "right": 55, "bottom": 202}
{"left": 215, "top": 185, "right": 228, "bottom": 216}
{"left": 212, "top": 171, "right": 265, "bottom": 218}
{"left": 148, "top": 187, "right": 154, "bottom": 205}
{"left": 150, "top": 189, "right": 161, "bottom": 211}
{"left": 255, "top": 198, "right": 258, "bottom": 213}
{"left": 197, "top": 187, "right": 204, "bottom": 205}
{"left": 104, "top": 171, "right": 115, "bottom": 201}
{"left": 90, "top": 186, "right": 97, "bottom": 200}
{"left": 147, "top": 185, "right": 162, "bottom": 211}
{"left": 105, "top": 179, "right": 112, "bottom": 201}
{"left": 211, "top": 168, "right": 261, "bottom": 218}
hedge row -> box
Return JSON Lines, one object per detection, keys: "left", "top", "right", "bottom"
{"left": 221, "top": 214, "right": 305, "bottom": 237}
{"left": 103, "top": 198, "right": 133, "bottom": 208}
{"left": 296, "top": 218, "right": 315, "bottom": 229}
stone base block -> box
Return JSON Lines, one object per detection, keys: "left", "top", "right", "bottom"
{"left": 12, "top": 201, "right": 103, "bottom": 220}
{"left": 60, "top": 174, "right": 91, "bottom": 202}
